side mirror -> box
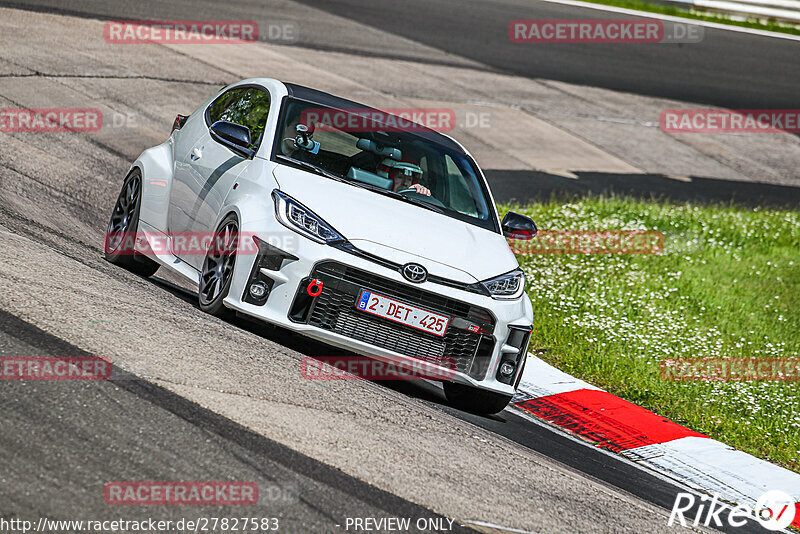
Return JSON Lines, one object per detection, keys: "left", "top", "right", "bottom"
{"left": 502, "top": 212, "right": 537, "bottom": 240}
{"left": 209, "top": 121, "right": 254, "bottom": 158}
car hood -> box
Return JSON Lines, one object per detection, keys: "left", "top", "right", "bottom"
{"left": 273, "top": 165, "right": 518, "bottom": 283}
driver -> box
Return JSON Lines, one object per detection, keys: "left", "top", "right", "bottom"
{"left": 376, "top": 158, "right": 431, "bottom": 196}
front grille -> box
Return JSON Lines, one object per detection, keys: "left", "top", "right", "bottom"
{"left": 298, "top": 261, "right": 495, "bottom": 378}
{"left": 313, "top": 262, "right": 495, "bottom": 328}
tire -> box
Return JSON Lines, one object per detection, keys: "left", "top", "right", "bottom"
{"left": 198, "top": 214, "right": 239, "bottom": 317}
{"left": 104, "top": 168, "right": 160, "bottom": 277}
{"left": 443, "top": 381, "right": 513, "bottom": 415}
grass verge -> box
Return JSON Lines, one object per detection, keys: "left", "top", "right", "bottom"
{"left": 504, "top": 197, "right": 800, "bottom": 472}
{"left": 573, "top": 0, "right": 800, "bottom": 37}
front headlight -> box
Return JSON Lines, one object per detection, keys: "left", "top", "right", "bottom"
{"left": 482, "top": 268, "right": 526, "bottom": 300}
{"left": 272, "top": 190, "right": 344, "bottom": 244}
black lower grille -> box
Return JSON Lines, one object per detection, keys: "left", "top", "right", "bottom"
{"left": 297, "top": 261, "right": 495, "bottom": 378}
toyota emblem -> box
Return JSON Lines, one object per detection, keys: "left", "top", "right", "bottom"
{"left": 402, "top": 263, "right": 428, "bottom": 283}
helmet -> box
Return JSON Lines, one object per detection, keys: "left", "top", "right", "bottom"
{"left": 377, "top": 158, "right": 423, "bottom": 191}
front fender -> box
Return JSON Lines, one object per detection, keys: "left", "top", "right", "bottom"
{"left": 215, "top": 162, "right": 297, "bottom": 307}
{"left": 215, "top": 160, "right": 281, "bottom": 241}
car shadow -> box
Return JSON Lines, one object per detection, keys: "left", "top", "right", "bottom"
{"left": 147, "top": 274, "right": 505, "bottom": 420}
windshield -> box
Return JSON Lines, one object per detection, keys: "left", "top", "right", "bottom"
{"left": 273, "top": 98, "right": 497, "bottom": 231}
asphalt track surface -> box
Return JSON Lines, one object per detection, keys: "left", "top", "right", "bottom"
{"left": 0, "top": 296, "right": 770, "bottom": 533}
{"left": 3, "top": 0, "right": 799, "bottom": 109}
{"left": 0, "top": 1, "right": 790, "bottom": 533}
{"left": 295, "top": 0, "right": 800, "bottom": 110}
{"left": 0, "top": 311, "right": 475, "bottom": 534}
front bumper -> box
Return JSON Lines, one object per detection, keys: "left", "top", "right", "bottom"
{"left": 224, "top": 229, "right": 533, "bottom": 396}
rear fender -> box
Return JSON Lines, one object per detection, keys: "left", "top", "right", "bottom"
{"left": 131, "top": 139, "right": 175, "bottom": 232}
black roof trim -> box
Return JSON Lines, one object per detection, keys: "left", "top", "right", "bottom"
{"left": 283, "top": 82, "right": 463, "bottom": 153}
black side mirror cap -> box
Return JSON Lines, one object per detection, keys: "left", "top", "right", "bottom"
{"left": 209, "top": 120, "right": 255, "bottom": 159}
{"left": 501, "top": 212, "right": 537, "bottom": 240}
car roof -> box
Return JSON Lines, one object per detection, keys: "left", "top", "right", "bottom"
{"left": 282, "top": 82, "right": 464, "bottom": 153}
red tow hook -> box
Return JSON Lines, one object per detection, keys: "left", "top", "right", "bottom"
{"left": 307, "top": 279, "right": 323, "bottom": 297}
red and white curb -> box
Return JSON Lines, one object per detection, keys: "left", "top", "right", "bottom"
{"left": 511, "top": 356, "right": 800, "bottom": 529}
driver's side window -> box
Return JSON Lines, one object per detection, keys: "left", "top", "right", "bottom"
{"left": 206, "top": 87, "right": 271, "bottom": 151}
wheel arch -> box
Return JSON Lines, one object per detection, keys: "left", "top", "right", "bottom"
{"left": 214, "top": 192, "right": 289, "bottom": 311}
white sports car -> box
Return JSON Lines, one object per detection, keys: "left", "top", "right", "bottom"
{"left": 104, "top": 78, "right": 537, "bottom": 414}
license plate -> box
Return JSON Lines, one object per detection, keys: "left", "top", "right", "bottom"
{"left": 356, "top": 290, "right": 449, "bottom": 337}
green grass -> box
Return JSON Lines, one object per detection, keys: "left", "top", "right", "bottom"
{"left": 504, "top": 197, "right": 800, "bottom": 471}
{"left": 575, "top": 0, "right": 800, "bottom": 36}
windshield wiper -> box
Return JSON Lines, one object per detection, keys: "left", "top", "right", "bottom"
{"left": 276, "top": 155, "right": 343, "bottom": 182}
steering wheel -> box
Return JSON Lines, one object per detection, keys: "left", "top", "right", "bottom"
{"left": 397, "top": 189, "right": 447, "bottom": 209}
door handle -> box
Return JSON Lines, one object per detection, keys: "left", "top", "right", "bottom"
{"left": 190, "top": 147, "right": 202, "bottom": 161}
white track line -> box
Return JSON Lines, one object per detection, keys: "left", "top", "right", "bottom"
{"left": 533, "top": 0, "right": 800, "bottom": 41}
